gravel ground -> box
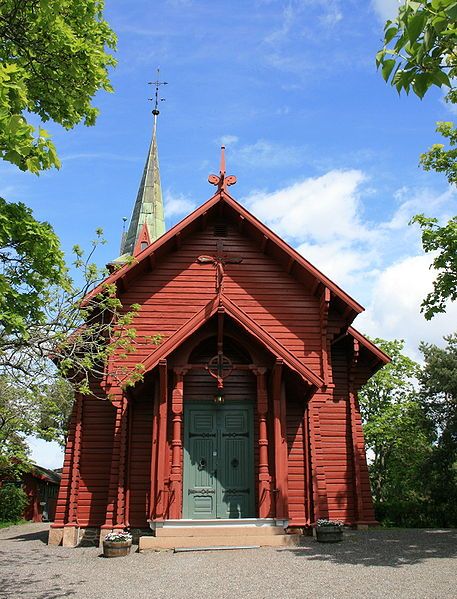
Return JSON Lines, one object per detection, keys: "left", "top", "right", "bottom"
{"left": 0, "top": 523, "right": 456, "bottom": 599}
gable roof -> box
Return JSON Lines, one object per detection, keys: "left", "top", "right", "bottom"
{"left": 348, "top": 326, "right": 391, "bottom": 375}
{"left": 85, "top": 188, "right": 364, "bottom": 324}
{"left": 119, "top": 294, "right": 323, "bottom": 389}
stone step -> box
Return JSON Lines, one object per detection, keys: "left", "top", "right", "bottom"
{"left": 139, "top": 533, "right": 301, "bottom": 551}
{"left": 154, "top": 525, "right": 286, "bottom": 538}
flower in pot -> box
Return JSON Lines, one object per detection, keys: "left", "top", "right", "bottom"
{"left": 103, "top": 531, "right": 133, "bottom": 558}
{"left": 315, "top": 519, "right": 344, "bottom": 543}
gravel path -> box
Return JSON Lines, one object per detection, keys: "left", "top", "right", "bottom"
{"left": 0, "top": 523, "right": 456, "bottom": 599}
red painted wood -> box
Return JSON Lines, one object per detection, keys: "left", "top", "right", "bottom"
{"left": 148, "top": 383, "right": 159, "bottom": 521}
{"left": 102, "top": 399, "right": 124, "bottom": 529}
{"left": 272, "top": 360, "right": 288, "bottom": 519}
{"left": 256, "top": 368, "right": 272, "bottom": 518}
{"left": 154, "top": 360, "right": 168, "bottom": 520}
{"left": 52, "top": 396, "right": 80, "bottom": 528}
{"left": 169, "top": 369, "right": 185, "bottom": 519}
{"left": 124, "top": 396, "right": 133, "bottom": 527}
{"left": 68, "top": 394, "right": 83, "bottom": 524}
{"left": 55, "top": 188, "right": 389, "bottom": 534}
{"left": 115, "top": 394, "right": 128, "bottom": 526}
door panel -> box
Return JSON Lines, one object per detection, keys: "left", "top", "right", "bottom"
{"left": 218, "top": 409, "right": 254, "bottom": 519}
{"left": 184, "top": 402, "right": 254, "bottom": 519}
{"left": 184, "top": 408, "right": 217, "bottom": 518}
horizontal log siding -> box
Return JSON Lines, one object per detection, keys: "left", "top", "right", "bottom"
{"left": 128, "top": 393, "right": 154, "bottom": 527}
{"left": 315, "top": 344, "right": 356, "bottom": 523}
{"left": 53, "top": 398, "right": 79, "bottom": 525}
{"left": 317, "top": 402, "right": 355, "bottom": 522}
{"left": 116, "top": 227, "right": 321, "bottom": 377}
{"left": 286, "top": 398, "right": 306, "bottom": 524}
{"left": 76, "top": 399, "right": 116, "bottom": 526}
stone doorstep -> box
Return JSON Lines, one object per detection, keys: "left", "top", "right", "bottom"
{"left": 154, "top": 525, "right": 287, "bottom": 538}
{"left": 139, "top": 533, "right": 301, "bottom": 551}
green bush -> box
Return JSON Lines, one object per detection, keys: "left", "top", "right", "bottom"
{"left": 0, "top": 484, "right": 28, "bottom": 522}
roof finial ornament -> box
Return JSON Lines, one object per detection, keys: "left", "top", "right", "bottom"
{"left": 208, "top": 146, "right": 237, "bottom": 191}
{"left": 148, "top": 67, "right": 168, "bottom": 135}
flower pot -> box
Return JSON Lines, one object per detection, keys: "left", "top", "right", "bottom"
{"left": 102, "top": 539, "right": 132, "bottom": 557}
{"left": 316, "top": 525, "right": 343, "bottom": 543}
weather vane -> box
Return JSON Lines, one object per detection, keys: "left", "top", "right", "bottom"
{"left": 148, "top": 68, "right": 168, "bottom": 130}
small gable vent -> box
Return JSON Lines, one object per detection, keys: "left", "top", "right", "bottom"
{"left": 213, "top": 221, "right": 228, "bottom": 237}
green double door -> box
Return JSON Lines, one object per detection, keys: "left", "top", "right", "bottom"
{"left": 183, "top": 402, "right": 255, "bottom": 519}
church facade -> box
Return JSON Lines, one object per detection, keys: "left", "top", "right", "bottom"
{"left": 49, "top": 124, "right": 389, "bottom": 548}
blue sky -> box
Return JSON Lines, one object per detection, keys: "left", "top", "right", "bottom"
{"left": 3, "top": 0, "right": 457, "bottom": 467}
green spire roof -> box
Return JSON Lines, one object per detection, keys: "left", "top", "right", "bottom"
{"left": 119, "top": 125, "right": 165, "bottom": 257}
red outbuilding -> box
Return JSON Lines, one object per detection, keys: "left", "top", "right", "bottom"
{"left": 49, "top": 117, "right": 389, "bottom": 548}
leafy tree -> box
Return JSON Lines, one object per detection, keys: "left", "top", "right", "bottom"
{"left": 0, "top": 231, "right": 157, "bottom": 399}
{"left": 358, "top": 339, "right": 433, "bottom": 522}
{"left": 376, "top": 0, "right": 457, "bottom": 99}
{"left": 419, "top": 333, "right": 457, "bottom": 438}
{"left": 418, "top": 333, "right": 457, "bottom": 525}
{"left": 376, "top": 0, "right": 457, "bottom": 319}
{"left": 0, "top": 2, "right": 122, "bottom": 468}
{"left": 0, "top": 0, "right": 116, "bottom": 173}
{"left": 0, "top": 198, "right": 66, "bottom": 335}
{"left": 410, "top": 214, "right": 457, "bottom": 319}
{"left": 0, "top": 376, "right": 37, "bottom": 477}
{"left": 0, "top": 484, "right": 28, "bottom": 522}
{"left": 0, "top": 0, "right": 116, "bottom": 332}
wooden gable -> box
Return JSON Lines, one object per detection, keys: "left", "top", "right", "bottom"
{"left": 88, "top": 189, "right": 387, "bottom": 394}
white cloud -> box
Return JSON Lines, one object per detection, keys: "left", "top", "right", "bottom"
{"left": 164, "top": 191, "right": 197, "bottom": 219}
{"left": 219, "top": 135, "right": 239, "bottom": 146}
{"left": 372, "top": 0, "right": 403, "bottom": 22}
{"left": 244, "top": 170, "right": 374, "bottom": 244}
{"left": 358, "top": 254, "right": 457, "bottom": 360}
{"left": 242, "top": 170, "right": 457, "bottom": 356}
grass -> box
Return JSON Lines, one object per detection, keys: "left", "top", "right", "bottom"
{"left": 0, "top": 519, "right": 27, "bottom": 529}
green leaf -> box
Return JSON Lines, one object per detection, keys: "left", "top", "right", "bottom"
{"left": 445, "top": 2, "right": 457, "bottom": 20}
{"left": 431, "top": 69, "right": 451, "bottom": 87}
{"left": 407, "top": 12, "right": 426, "bottom": 44}
{"left": 382, "top": 59, "right": 397, "bottom": 81}
{"left": 385, "top": 26, "right": 399, "bottom": 44}
{"left": 412, "top": 72, "right": 432, "bottom": 98}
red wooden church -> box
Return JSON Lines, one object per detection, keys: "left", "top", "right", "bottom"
{"left": 49, "top": 116, "right": 389, "bottom": 548}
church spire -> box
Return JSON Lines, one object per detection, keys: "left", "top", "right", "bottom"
{"left": 120, "top": 70, "right": 167, "bottom": 257}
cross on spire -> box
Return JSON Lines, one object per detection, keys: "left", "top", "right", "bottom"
{"left": 208, "top": 146, "right": 237, "bottom": 192}
{"left": 148, "top": 67, "right": 168, "bottom": 135}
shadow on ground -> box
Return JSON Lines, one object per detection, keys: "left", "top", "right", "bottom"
{"left": 5, "top": 527, "right": 49, "bottom": 544}
{"left": 281, "top": 529, "right": 457, "bottom": 568}
{"left": 0, "top": 550, "right": 85, "bottom": 599}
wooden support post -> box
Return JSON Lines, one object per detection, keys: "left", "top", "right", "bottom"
{"left": 272, "top": 360, "right": 288, "bottom": 519}
{"left": 155, "top": 360, "right": 168, "bottom": 520}
{"left": 67, "top": 393, "right": 83, "bottom": 526}
{"left": 303, "top": 402, "right": 312, "bottom": 525}
{"left": 320, "top": 287, "right": 331, "bottom": 388}
{"left": 52, "top": 394, "right": 81, "bottom": 531}
{"left": 349, "top": 339, "right": 365, "bottom": 523}
{"left": 169, "top": 368, "right": 186, "bottom": 519}
{"left": 256, "top": 368, "right": 272, "bottom": 518}
{"left": 148, "top": 380, "right": 160, "bottom": 520}
{"left": 124, "top": 395, "right": 133, "bottom": 527}
{"left": 103, "top": 397, "right": 126, "bottom": 530}
{"left": 115, "top": 394, "right": 129, "bottom": 527}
